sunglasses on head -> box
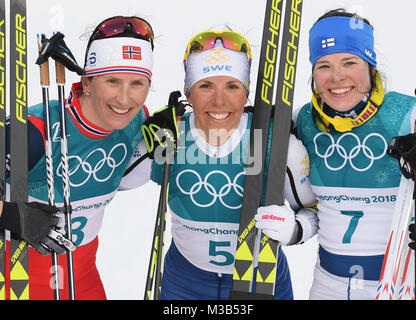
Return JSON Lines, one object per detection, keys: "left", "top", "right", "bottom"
{"left": 84, "top": 16, "right": 154, "bottom": 66}
{"left": 183, "top": 30, "right": 252, "bottom": 70}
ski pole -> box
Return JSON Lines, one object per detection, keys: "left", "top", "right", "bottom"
{"left": 144, "top": 174, "right": 167, "bottom": 300}
{"left": 153, "top": 160, "right": 171, "bottom": 300}
{"left": 144, "top": 91, "right": 185, "bottom": 300}
{"left": 55, "top": 57, "right": 76, "bottom": 300}
{"left": 144, "top": 161, "right": 170, "bottom": 300}
{"left": 37, "top": 34, "right": 61, "bottom": 300}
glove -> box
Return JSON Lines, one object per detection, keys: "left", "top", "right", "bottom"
{"left": 255, "top": 203, "right": 301, "bottom": 246}
{"left": 388, "top": 134, "right": 416, "bottom": 181}
{"left": 0, "top": 201, "right": 74, "bottom": 255}
{"left": 36, "top": 32, "right": 85, "bottom": 76}
{"left": 141, "top": 91, "right": 186, "bottom": 161}
{"left": 409, "top": 223, "right": 416, "bottom": 250}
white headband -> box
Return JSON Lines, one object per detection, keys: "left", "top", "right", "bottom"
{"left": 184, "top": 47, "right": 250, "bottom": 96}
{"left": 84, "top": 37, "right": 153, "bottom": 81}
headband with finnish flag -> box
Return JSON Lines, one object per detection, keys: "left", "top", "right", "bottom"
{"left": 309, "top": 16, "right": 377, "bottom": 67}
{"left": 84, "top": 37, "right": 153, "bottom": 81}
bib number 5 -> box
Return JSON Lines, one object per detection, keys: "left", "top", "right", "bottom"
{"left": 209, "top": 241, "right": 234, "bottom": 266}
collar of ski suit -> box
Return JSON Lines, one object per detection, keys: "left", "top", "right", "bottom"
{"left": 312, "top": 72, "right": 385, "bottom": 133}
{"left": 66, "top": 82, "right": 113, "bottom": 139}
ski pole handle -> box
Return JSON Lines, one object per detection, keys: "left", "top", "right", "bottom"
{"left": 55, "top": 60, "right": 65, "bottom": 85}
{"left": 37, "top": 37, "right": 50, "bottom": 87}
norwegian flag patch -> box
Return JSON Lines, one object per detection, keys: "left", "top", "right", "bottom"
{"left": 122, "top": 45, "right": 142, "bottom": 60}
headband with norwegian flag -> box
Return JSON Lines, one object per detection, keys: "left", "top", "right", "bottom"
{"left": 84, "top": 37, "right": 153, "bottom": 81}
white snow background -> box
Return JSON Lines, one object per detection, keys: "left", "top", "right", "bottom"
{"left": 15, "top": 0, "right": 416, "bottom": 299}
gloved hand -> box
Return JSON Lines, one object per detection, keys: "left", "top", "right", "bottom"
{"left": 255, "top": 203, "right": 301, "bottom": 246}
{"left": 0, "top": 201, "right": 75, "bottom": 255}
{"left": 36, "top": 32, "right": 85, "bottom": 76}
{"left": 388, "top": 134, "right": 416, "bottom": 181}
{"left": 141, "top": 91, "right": 186, "bottom": 161}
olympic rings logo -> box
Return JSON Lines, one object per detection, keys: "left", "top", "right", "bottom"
{"left": 57, "top": 143, "right": 127, "bottom": 187}
{"left": 313, "top": 132, "right": 387, "bottom": 172}
{"left": 204, "top": 49, "right": 230, "bottom": 65}
{"left": 176, "top": 169, "right": 245, "bottom": 209}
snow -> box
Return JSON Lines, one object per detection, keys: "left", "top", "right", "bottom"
{"left": 22, "top": 0, "right": 416, "bottom": 299}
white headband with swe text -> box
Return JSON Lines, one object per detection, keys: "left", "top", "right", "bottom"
{"left": 184, "top": 47, "right": 250, "bottom": 96}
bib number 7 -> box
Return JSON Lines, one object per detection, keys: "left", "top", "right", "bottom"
{"left": 341, "top": 210, "right": 364, "bottom": 243}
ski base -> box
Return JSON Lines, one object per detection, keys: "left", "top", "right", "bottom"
{"left": 229, "top": 290, "right": 274, "bottom": 300}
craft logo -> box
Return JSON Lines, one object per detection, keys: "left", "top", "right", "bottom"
{"left": 365, "top": 49, "right": 373, "bottom": 58}
{"left": 122, "top": 45, "right": 142, "bottom": 60}
{"left": 88, "top": 52, "right": 97, "bottom": 66}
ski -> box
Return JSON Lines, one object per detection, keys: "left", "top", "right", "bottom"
{"left": 231, "top": 0, "right": 285, "bottom": 298}
{"left": 257, "top": 0, "right": 302, "bottom": 296}
{"left": 397, "top": 221, "right": 415, "bottom": 300}
{"left": 9, "top": 0, "right": 29, "bottom": 300}
{"left": 377, "top": 175, "right": 415, "bottom": 300}
{"left": 231, "top": 0, "right": 303, "bottom": 299}
{"left": 0, "top": 0, "right": 5, "bottom": 301}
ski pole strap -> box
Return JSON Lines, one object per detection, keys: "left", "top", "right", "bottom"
{"left": 36, "top": 32, "right": 84, "bottom": 76}
{"left": 141, "top": 91, "right": 187, "bottom": 161}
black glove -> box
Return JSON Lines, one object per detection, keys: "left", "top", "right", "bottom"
{"left": 0, "top": 201, "right": 73, "bottom": 255}
{"left": 141, "top": 91, "right": 186, "bottom": 161}
{"left": 36, "top": 32, "right": 85, "bottom": 76}
{"left": 409, "top": 223, "right": 416, "bottom": 250}
{"left": 388, "top": 134, "right": 416, "bottom": 181}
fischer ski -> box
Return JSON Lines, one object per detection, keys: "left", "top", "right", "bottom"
{"left": 231, "top": 0, "right": 303, "bottom": 299}
{"left": 231, "top": 0, "right": 285, "bottom": 298}
{"left": 257, "top": 0, "right": 302, "bottom": 296}
{"left": 0, "top": 0, "right": 5, "bottom": 301}
{"left": 9, "top": 0, "right": 29, "bottom": 300}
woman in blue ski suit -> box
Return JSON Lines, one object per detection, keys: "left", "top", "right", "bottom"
{"left": 122, "top": 29, "right": 317, "bottom": 300}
